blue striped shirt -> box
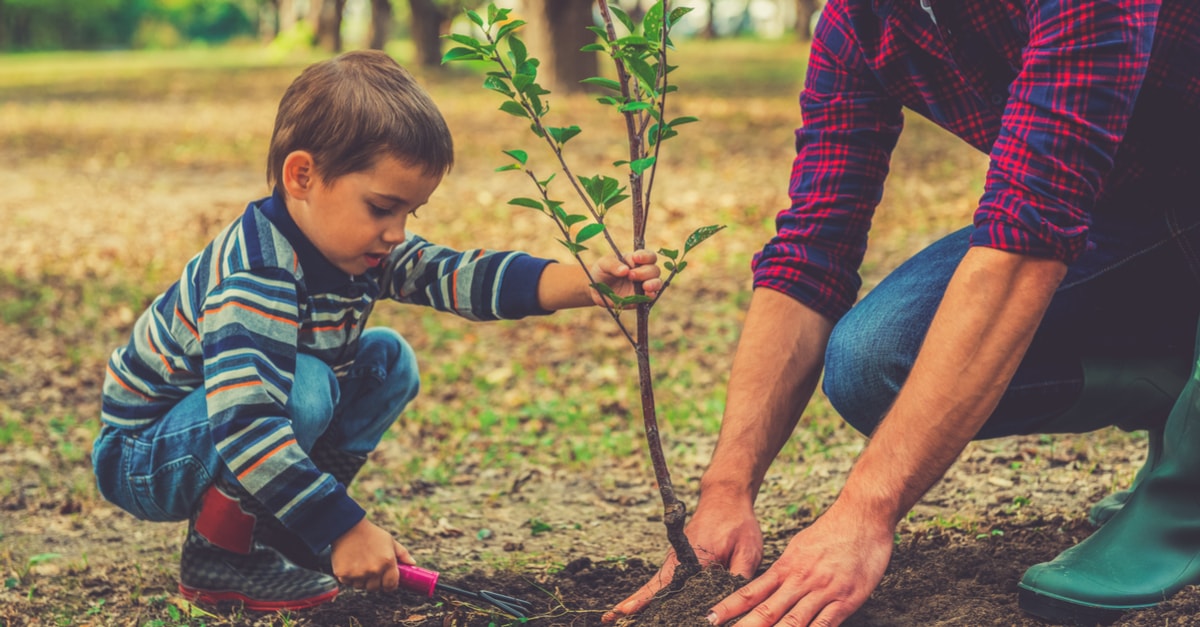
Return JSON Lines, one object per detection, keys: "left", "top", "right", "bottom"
{"left": 101, "top": 189, "right": 552, "bottom": 550}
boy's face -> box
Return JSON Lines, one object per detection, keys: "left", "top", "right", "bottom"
{"left": 288, "top": 154, "right": 442, "bottom": 276}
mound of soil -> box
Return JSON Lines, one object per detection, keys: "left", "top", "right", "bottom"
{"left": 296, "top": 517, "right": 1200, "bottom": 627}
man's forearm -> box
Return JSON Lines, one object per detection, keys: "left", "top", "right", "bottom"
{"left": 701, "top": 288, "right": 834, "bottom": 501}
{"left": 837, "top": 247, "right": 1067, "bottom": 525}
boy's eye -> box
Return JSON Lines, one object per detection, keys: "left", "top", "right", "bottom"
{"left": 368, "top": 203, "right": 394, "bottom": 217}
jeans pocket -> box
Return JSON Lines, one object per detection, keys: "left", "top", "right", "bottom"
{"left": 93, "top": 428, "right": 211, "bottom": 522}
{"left": 128, "top": 452, "right": 210, "bottom": 522}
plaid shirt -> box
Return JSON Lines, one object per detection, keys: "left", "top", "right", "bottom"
{"left": 753, "top": 0, "right": 1200, "bottom": 321}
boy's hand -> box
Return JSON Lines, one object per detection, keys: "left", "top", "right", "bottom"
{"left": 590, "top": 249, "right": 663, "bottom": 307}
{"left": 330, "top": 518, "right": 415, "bottom": 592}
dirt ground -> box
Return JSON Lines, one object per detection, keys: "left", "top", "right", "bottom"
{"left": 4, "top": 43, "right": 1200, "bottom": 627}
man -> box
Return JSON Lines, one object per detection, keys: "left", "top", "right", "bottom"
{"left": 606, "top": 0, "right": 1200, "bottom": 624}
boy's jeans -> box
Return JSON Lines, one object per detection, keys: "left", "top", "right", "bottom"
{"left": 823, "top": 204, "right": 1200, "bottom": 439}
{"left": 92, "top": 328, "right": 419, "bottom": 522}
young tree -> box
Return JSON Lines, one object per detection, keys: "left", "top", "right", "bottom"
{"left": 443, "top": 1, "right": 720, "bottom": 582}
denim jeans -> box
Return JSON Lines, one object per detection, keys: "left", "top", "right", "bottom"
{"left": 92, "top": 327, "right": 419, "bottom": 522}
{"left": 823, "top": 204, "right": 1200, "bottom": 439}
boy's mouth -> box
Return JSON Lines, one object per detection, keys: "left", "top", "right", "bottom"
{"left": 364, "top": 253, "right": 387, "bottom": 268}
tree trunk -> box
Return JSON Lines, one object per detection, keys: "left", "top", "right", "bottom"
{"left": 521, "top": 0, "right": 598, "bottom": 94}
{"left": 795, "top": 0, "right": 820, "bottom": 41}
{"left": 701, "top": 0, "right": 717, "bottom": 38}
{"left": 409, "top": 0, "right": 448, "bottom": 68}
{"left": 367, "top": 0, "right": 393, "bottom": 50}
{"left": 313, "top": 0, "right": 346, "bottom": 52}
{"left": 260, "top": 0, "right": 279, "bottom": 42}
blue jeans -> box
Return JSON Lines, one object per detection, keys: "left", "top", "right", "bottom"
{"left": 92, "top": 328, "right": 419, "bottom": 522}
{"left": 823, "top": 205, "right": 1200, "bottom": 439}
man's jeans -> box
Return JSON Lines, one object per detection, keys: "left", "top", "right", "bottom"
{"left": 823, "top": 205, "right": 1200, "bottom": 439}
{"left": 92, "top": 328, "right": 419, "bottom": 522}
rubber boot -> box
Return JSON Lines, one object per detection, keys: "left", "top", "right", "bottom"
{"left": 1086, "top": 428, "right": 1162, "bottom": 527}
{"left": 1018, "top": 353, "right": 1200, "bottom": 625}
{"left": 178, "top": 477, "right": 339, "bottom": 611}
{"left": 1038, "top": 358, "right": 1187, "bottom": 527}
{"left": 254, "top": 440, "right": 369, "bottom": 574}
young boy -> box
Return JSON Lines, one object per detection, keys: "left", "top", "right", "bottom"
{"left": 92, "top": 50, "right": 661, "bottom": 611}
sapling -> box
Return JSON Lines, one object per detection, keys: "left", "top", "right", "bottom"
{"left": 442, "top": 1, "right": 721, "bottom": 583}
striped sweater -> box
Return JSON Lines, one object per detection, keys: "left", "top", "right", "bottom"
{"left": 101, "top": 189, "right": 552, "bottom": 551}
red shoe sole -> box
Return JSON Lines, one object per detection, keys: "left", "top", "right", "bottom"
{"left": 178, "top": 583, "right": 338, "bottom": 611}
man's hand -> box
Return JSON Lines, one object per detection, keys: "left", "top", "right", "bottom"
{"left": 589, "top": 249, "right": 663, "bottom": 307}
{"left": 705, "top": 500, "right": 893, "bottom": 626}
{"left": 604, "top": 491, "right": 764, "bottom": 622}
{"left": 330, "top": 518, "right": 414, "bottom": 592}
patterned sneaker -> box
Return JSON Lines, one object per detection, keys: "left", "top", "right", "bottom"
{"left": 178, "top": 480, "right": 338, "bottom": 611}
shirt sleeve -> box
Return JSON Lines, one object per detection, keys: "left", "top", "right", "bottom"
{"left": 971, "top": 0, "right": 1159, "bottom": 261}
{"left": 752, "top": 0, "right": 905, "bottom": 322}
{"left": 200, "top": 268, "right": 364, "bottom": 552}
{"left": 381, "top": 233, "right": 554, "bottom": 320}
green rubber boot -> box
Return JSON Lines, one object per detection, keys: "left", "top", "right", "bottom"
{"left": 1018, "top": 355, "right": 1200, "bottom": 625}
{"left": 1038, "top": 358, "right": 1187, "bottom": 527}
{"left": 1086, "top": 428, "right": 1161, "bottom": 527}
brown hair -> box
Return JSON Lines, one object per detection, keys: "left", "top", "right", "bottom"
{"left": 266, "top": 50, "right": 454, "bottom": 189}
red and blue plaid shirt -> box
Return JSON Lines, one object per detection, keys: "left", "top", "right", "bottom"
{"left": 753, "top": 0, "right": 1200, "bottom": 321}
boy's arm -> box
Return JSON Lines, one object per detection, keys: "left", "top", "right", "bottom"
{"left": 200, "top": 268, "right": 364, "bottom": 552}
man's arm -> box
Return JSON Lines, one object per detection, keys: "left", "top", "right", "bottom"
{"left": 706, "top": 246, "right": 1066, "bottom": 626}
{"left": 698, "top": 288, "right": 832, "bottom": 509}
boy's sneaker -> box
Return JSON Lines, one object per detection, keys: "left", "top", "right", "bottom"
{"left": 178, "top": 479, "right": 338, "bottom": 611}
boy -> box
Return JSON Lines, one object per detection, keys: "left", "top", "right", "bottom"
{"left": 92, "top": 50, "right": 661, "bottom": 611}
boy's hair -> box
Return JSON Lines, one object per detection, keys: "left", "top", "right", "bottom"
{"left": 267, "top": 50, "right": 454, "bottom": 189}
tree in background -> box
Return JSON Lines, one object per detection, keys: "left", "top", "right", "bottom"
{"left": 367, "top": 0, "right": 393, "bottom": 49}
{"left": 519, "top": 0, "right": 597, "bottom": 94}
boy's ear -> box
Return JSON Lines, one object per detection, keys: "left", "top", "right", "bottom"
{"left": 281, "top": 151, "right": 317, "bottom": 200}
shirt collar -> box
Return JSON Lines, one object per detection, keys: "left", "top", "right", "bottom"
{"left": 257, "top": 186, "right": 353, "bottom": 291}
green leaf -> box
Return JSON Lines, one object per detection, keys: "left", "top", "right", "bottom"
{"left": 483, "top": 76, "right": 514, "bottom": 96}
{"left": 669, "top": 6, "right": 695, "bottom": 25}
{"left": 684, "top": 224, "right": 726, "bottom": 253}
{"left": 575, "top": 223, "right": 606, "bottom": 243}
{"left": 630, "top": 156, "right": 656, "bottom": 175}
{"left": 558, "top": 239, "right": 587, "bottom": 255}
{"left": 442, "top": 47, "right": 482, "bottom": 63}
{"left": 502, "top": 149, "right": 528, "bottom": 165}
{"left": 446, "top": 33, "right": 481, "bottom": 47}
{"left": 619, "top": 101, "right": 654, "bottom": 113}
{"left": 547, "top": 125, "right": 582, "bottom": 146}
{"left": 512, "top": 73, "right": 534, "bottom": 91}
{"left": 626, "top": 57, "right": 660, "bottom": 89}
{"left": 494, "top": 163, "right": 521, "bottom": 172}
{"left": 658, "top": 247, "right": 679, "bottom": 260}
{"left": 467, "top": 10, "right": 484, "bottom": 27}
{"left": 596, "top": 96, "right": 622, "bottom": 106}
{"left": 508, "top": 35, "right": 528, "bottom": 67}
{"left": 561, "top": 213, "right": 588, "bottom": 228}
{"left": 580, "top": 77, "right": 622, "bottom": 92}
{"left": 529, "top": 518, "right": 554, "bottom": 535}
{"left": 610, "top": 6, "right": 636, "bottom": 34}
{"left": 581, "top": 43, "right": 607, "bottom": 53}
{"left": 669, "top": 115, "right": 700, "bottom": 127}
{"left": 498, "top": 101, "right": 529, "bottom": 119}
{"left": 538, "top": 173, "right": 557, "bottom": 187}
{"left": 586, "top": 25, "right": 612, "bottom": 42}
{"left": 495, "top": 20, "right": 525, "bottom": 42}
{"left": 614, "top": 35, "right": 652, "bottom": 47}
{"left": 644, "top": 2, "right": 665, "bottom": 42}
{"left": 508, "top": 197, "right": 543, "bottom": 210}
